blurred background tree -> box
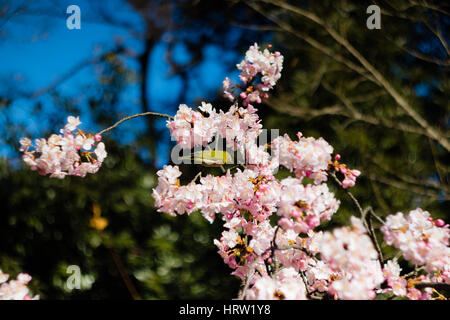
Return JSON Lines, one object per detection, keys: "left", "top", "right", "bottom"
{"left": 0, "top": 0, "right": 448, "bottom": 299}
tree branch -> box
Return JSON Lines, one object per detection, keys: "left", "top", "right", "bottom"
{"left": 329, "top": 171, "right": 384, "bottom": 268}
{"left": 246, "top": 2, "right": 378, "bottom": 84}
{"left": 261, "top": 0, "right": 450, "bottom": 152}
{"left": 97, "top": 111, "right": 173, "bottom": 136}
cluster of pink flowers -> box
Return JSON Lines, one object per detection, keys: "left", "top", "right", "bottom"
{"left": 18, "top": 43, "right": 448, "bottom": 300}
{"left": 319, "top": 217, "right": 384, "bottom": 300}
{"left": 152, "top": 164, "right": 281, "bottom": 224}
{"left": 271, "top": 135, "right": 361, "bottom": 188}
{"left": 152, "top": 157, "right": 366, "bottom": 300}
{"left": 20, "top": 116, "right": 107, "bottom": 179}
{"left": 152, "top": 162, "right": 341, "bottom": 230}
{"left": 152, "top": 43, "right": 405, "bottom": 300}
{"left": 329, "top": 154, "right": 361, "bottom": 188}
{"left": 166, "top": 101, "right": 262, "bottom": 153}
{"left": 380, "top": 260, "right": 435, "bottom": 300}
{"left": 381, "top": 208, "right": 449, "bottom": 282}
{"left": 277, "top": 178, "right": 340, "bottom": 233}
{"left": 223, "top": 43, "right": 283, "bottom": 106}
{"left": 166, "top": 103, "right": 218, "bottom": 149}
{"left": 271, "top": 133, "right": 332, "bottom": 184}
{"left": 0, "top": 270, "right": 39, "bottom": 300}
{"left": 154, "top": 44, "right": 450, "bottom": 300}
{"left": 274, "top": 229, "right": 323, "bottom": 274}
{"left": 245, "top": 267, "right": 307, "bottom": 300}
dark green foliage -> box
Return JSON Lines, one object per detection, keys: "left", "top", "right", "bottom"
{"left": 0, "top": 142, "right": 239, "bottom": 299}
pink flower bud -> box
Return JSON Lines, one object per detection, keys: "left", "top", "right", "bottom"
{"left": 95, "top": 134, "right": 102, "bottom": 141}
{"left": 240, "top": 92, "right": 247, "bottom": 99}
{"left": 435, "top": 219, "right": 445, "bottom": 227}
{"left": 306, "top": 216, "right": 320, "bottom": 229}
{"left": 352, "top": 170, "right": 361, "bottom": 177}
{"left": 291, "top": 210, "right": 300, "bottom": 218}
{"left": 335, "top": 154, "right": 341, "bottom": 160}
{"left": 342, "top": 178, "right": 354, "bottom": 189}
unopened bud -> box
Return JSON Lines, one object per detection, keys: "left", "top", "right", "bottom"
{"left": 435, "top": 219, "right": 445, "bottom": 227}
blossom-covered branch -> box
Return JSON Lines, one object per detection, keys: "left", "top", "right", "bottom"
{"left": 18, "top": 43, "right": 449, "bottom": 300}
{"left": 151, "top": 44, "right": 449, "bottom": 300}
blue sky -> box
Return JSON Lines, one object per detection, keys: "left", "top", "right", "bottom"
{"left": 0, "top": 0, "right": 241, "bottom": 167}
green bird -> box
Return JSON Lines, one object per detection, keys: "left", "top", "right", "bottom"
{"left": 180, "top": 149, "right": 233, "bottom": 167}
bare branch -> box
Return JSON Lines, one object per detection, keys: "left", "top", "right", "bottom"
{"left": 262, "top": 0, "right": 450, "bottom": 152}
{"left": 265, "top": 96, "right": 440, "bottom": 139}
{"left": 97, "top": 111, "right": 173, "bottom": 136}
{"left": 246, "top": 2, "right": 378, "bottom": 84}
{"left": 329, "top": 172, "right": 384, "bottom": 268}
{"left": 368, "top": 174, "right": 442, "bottom": 198}
{"left": 21, "top": 47, "right": 130, "bottom": 99}
{"left": 414, "top": 282, "right": 450, "bottom": 291}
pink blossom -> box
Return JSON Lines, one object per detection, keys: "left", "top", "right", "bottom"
{"left": 222, "top": 77, "right": 235, "bottom": 101}
{"left": 166, "top": 103, "right": 218, "bottom": 148}
{"left": 0, "top": 270, "right": 39, "bottom": 300}
{"left": 222, "top": 43, "right": 283, "bottom": 105}
{"left": 245, "top": 267, "right": 307, "bottom": 300}
{"left": 272, "top": 133, "right": 333, "bottom": 183}
{"left": 381, "top": 208, "right": 449, "bottom": 280}
{"left": 20, "top": 116, "right": 107, "bottom": 178}
{"left": 319, "top": 217, "right": 384, "bottom": 300}
{"left": 277, "top": 177, "right": 339, "bottom": 233}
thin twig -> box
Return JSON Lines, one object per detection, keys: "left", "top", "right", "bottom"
{"left": 366, "top": 208, "right": 385, "bottom": 266}
{"left": 238, "top": 265, "right": 255, "bottom": 300}
{"left": 414, "top": 282, "right": 450, "bottom": 291}
{"left": 99, "top": 231, "right": 141, "bottom": 300}
{"left": 403, "top": 266, "right": 425, "bottom": 279}
{"left": 266, "top": 225, "right": 281, "bottom": 275}
{"left": 329, "top": 171, "right": 364, "bottom": 214}
{"left": 97, "top": 111, "right": 173, "bottom": 136}
{"left": 330, "top": 172, "right": 384, "bottom": 268}
{"left": 369, "top": 178, "right": 392, "bottom": 214}
{"left": 261, "top": 0, "right": 450, "bottom": 152}
{"left": 300, "top": 271, "right": 312, "bottom": 298}
{"left": 189, "top": 171, "right": 202, "bottom": 184}
{"left": 247, "top": 2, "right": 377, "bottom": 84}
{"left": 276, "top": 244, "right": 317, "bottom": 259}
